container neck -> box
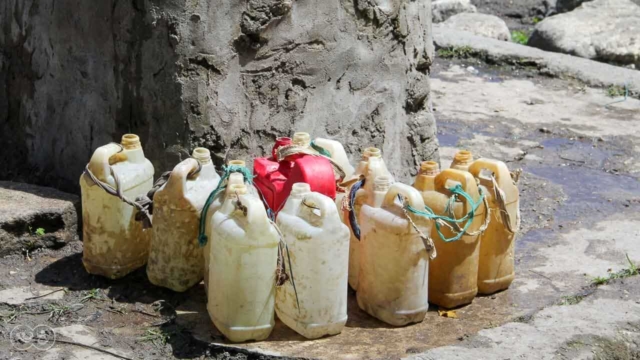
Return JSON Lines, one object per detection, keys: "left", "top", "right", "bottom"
{"left": 292, "top": 132, "right": 311, "bottom": 147}
{"left": 192, "top": 148, "right": 212, "bottom": 165}
{"left": 289, "top": 183, "right": 311, "bottom": 199}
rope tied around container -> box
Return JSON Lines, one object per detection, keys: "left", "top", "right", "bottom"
{"left": 310, "top": 141, "right": 332, "bottom": 158}
{"left": 83, "top": 143, "right": 202, "bottom": 229}
{"left": 490, "top": 175, "right": 521, "bottom": 234}
{"left": 276, "top": 144, "right": 346, "bottom": 182}
{"left": 404, "top": 184, "right": 489, "bottom": 243}
{"left": 197, "top": 164, "right": 253, "bottom": 247}
{"left": 400, "top": 203, "right": 437, "bottom": 260}
{"left": 347, "top": 177, "right": 365, "bottom": 241}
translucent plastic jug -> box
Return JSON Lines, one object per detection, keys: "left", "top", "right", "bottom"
{"left": 357, "top": 181, "right": 431, "bottom": 326}
{"left": 275, "top": 183, "right": 350, "bottom": 339}
{"left": 450, "top": 150, "right": 474, "bottom": 171}
{"left": 426, "top": 169, "right": 486, "bottom": 309}
{"left": 469, "top": 159, "right": 519, "bottom": 295}
{"left": 207, "top": 183, "right": 279, "bottom": 342}
{"left": 313, "top": 138, "right": 355, "bottom": 179}
{"left": 413, "top": 161, "right": 446, "bottom": 248}
{"left": 80, "top": 134, "right": 154, "bottom": 279}
{"left": 147, "top": 148, "right": 220, "bottom": 292}
{"left": 203, "top": 160, "right": 254, "bottom": 291}
{"left": 346, "top": 148, "right": 394, "bottom": 290}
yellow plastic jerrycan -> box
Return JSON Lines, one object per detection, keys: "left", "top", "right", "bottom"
{"left": 147, "top": 148, "right": 220, "bottom": 292}
{"left": 203, "top": 160, "right": 256, "bottom": 291}
{"left": 275, "top": 183, "right": 350, "bottom": 339}
{"left": 207, "top": 183, "right": 279, "bottom": 342}
{"left": 357, "top": 181, "right": 432, "bottom": 326}
{"left": 413, "top": 161, "right": 440, "bottom": 192}
{"left": 346, "top": 149, "right": 394, "bottom": 290}
{"left": 469, "top": 159, "right": 519, "bottom": 295}
{"left": 451, "top": 150, "right": 474, "bottom": 171}
{"left": 426, "top": 169, "right": 487, "bottom": 309}
{"left": 80, "top": 134, "right": 154, "bottom": 279}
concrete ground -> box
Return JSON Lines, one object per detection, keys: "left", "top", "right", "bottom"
{"left": 1, "top": 42, "right": 640, "bottom": 360}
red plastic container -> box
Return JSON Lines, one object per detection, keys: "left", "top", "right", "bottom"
{"left": 253, "top": 138, "right": 337, "bottom": 213}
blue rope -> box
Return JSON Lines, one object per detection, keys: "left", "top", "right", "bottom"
{"left": 348, "top": 178, "right": 365, "bottom": 241}
{"left": 198, "top": 165, "right": 253, "bottom": 247}
{"left": 405, "top": 184, "right": 485, "bottom": 243}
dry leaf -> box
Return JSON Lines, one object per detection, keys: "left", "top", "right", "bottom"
{"left": 438, "top": 309, "right": 458, "bottom": 319}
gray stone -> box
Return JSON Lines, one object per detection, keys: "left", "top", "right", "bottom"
{"left": 432, "top": 26, "right": 640, "bottom": 95}
{"left": 0, "top": 0, "right": 439, "bottom": 193}
{"left": 0, "top": 181, "right": 79, "bottom": 256}
{"left": 529, "top": 0, "right": 640, "bottom": 67}
{"left": 440, "top": 13, "right": 511, "bottom": 41}
{"left": 556, "top": 0, "right": 640, "bottom": 13}
{"left": 432, "top": 0, "right": 477, "bottom": 23}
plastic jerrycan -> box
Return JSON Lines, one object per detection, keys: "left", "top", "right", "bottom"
{"left": 347, "top": 149, "right": 394, "bottom": 290}
{"left": 426, "top": 169, "right": 486, "bottom": 309}
{"left": 207, "top": 183, "right": 279, "bottom": 342}
{"left": 80, "top": 134, "right": 154, "bottom": 279}
{"left": 254, "top": 132, "right": 337, "bottom": 213}
{"left": 203, "top": 160, "right": 254, "bottom": 291}
{"left": 357, "top": 181, "right": 431, "bottom": 326}
{"left": 450, "top": 150, "right": 474, "bottom": 171}
{"left": 275, "top": 183, "right": 350, "bottom": 339}
{"left": 147, "top": 148, "right": 220, "bottom": 292}
{"left": 313, "top": 138, "right": 355, "bottom": 179}
{"left": 468, "top": 159, "right": 519, "bottom": 295}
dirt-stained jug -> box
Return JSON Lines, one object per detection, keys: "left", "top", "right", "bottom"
{"left": 469, "top": 159, "right": 519, "bottom": 295}
{"left": 425, "top": 169, "right": 487, "bottom": 309}
{"left": 80, "top": 134, "right": 154, "bottom": 279}
{"left": 346, "top": 149, "right": 394, "bottom": 290}
{"left": 147, "top": 148, "right": 220, "bottom": 292}
{"left": 275, "top": 183, "right": 350, "bottom": 339}
{"left": 207, "top": 183, "right": 279, "bottom": 342}
{"left": 357, "top": 181, "right": 431, "bottom": 326}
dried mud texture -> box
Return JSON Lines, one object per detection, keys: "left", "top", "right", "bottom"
{"left": 0, "top": 0, "right": 438, "bottom": 193}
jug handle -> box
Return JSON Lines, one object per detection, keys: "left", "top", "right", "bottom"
{"left": 468, "top": 158, "right": 510, "bottom": 184}
{"left": 87, "top": 143, "right": 124, "bottom": 184}
{"left": 434, "top": 169, "right": 480, "bottom": 212}
{"left": 300, "top": 192, "right": 334, "bottom": 222}
{"left": 382, "top": 183, "right": 425, "bottom": 210}
{"left": 164, "top": 158, "right": 200, "bottom": 199}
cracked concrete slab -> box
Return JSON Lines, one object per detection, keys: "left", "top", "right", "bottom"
{"left": 409, "top": 276, "right": 640, "bottom": 360}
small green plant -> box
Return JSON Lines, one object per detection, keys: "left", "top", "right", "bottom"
{"left": 532, "top": 16, "right": 542, "bottom": 24}
{"left": 437, "top": 46, "right": 476, "bottom": 59}
{"left": 591, "top": 254, "right": 638, "bottom": 286}
{"left": 80, "top": 288, "right": 102, "bottom": 303}
{"left": 35, "top": 227, "right": 45, "bottom": 236}
{"left": 559, "top": 295, "right": 584, "bottom": 305}
{"left": 606, "top": 85, "right": 626, "bottom": 98}
{"left": 511, "top": 30, "right": 529, "bottom": 45}
{"left": 139, "top": 329, "right": 169, "bottom": 347}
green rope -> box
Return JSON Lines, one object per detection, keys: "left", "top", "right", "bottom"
{"left": 405, "top": 184, "right": 485, "bottom": 243}
{"left": 310, "top": 140, "right": 332, "bottom": 158}
{"left": 198, "top": 165, "right": 253, "bottom": 247}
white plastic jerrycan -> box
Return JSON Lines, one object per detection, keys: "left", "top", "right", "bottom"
{"left": 313, "top": 138, "right": 355, "bottom": 179}
{"left": 275, "top": 183, "right": 350, "bottom": 339}
{"left": 207, "top": 183, "right": 279, "bottom": 342}
{"left": 203, "top": 160, "right": 256, "bottom": 291}
{"left": 80, "top": 134, "right": 154, "bottom": 279}
{"left": 147, "top": 148, "right": 220, "bottom": 292}
{"left": 357, "top": 181, "right": 431, "bottom": 326}
{"left": 346, "top": 149, "right": 394, "bottom": 290}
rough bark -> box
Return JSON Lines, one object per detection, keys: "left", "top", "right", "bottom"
{"left": 0, "top": 0, "right": 438, "bottom": 193}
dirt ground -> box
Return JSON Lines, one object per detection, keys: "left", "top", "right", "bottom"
{"left": 1, "top": 54, "right": 639, "bottom": 359}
